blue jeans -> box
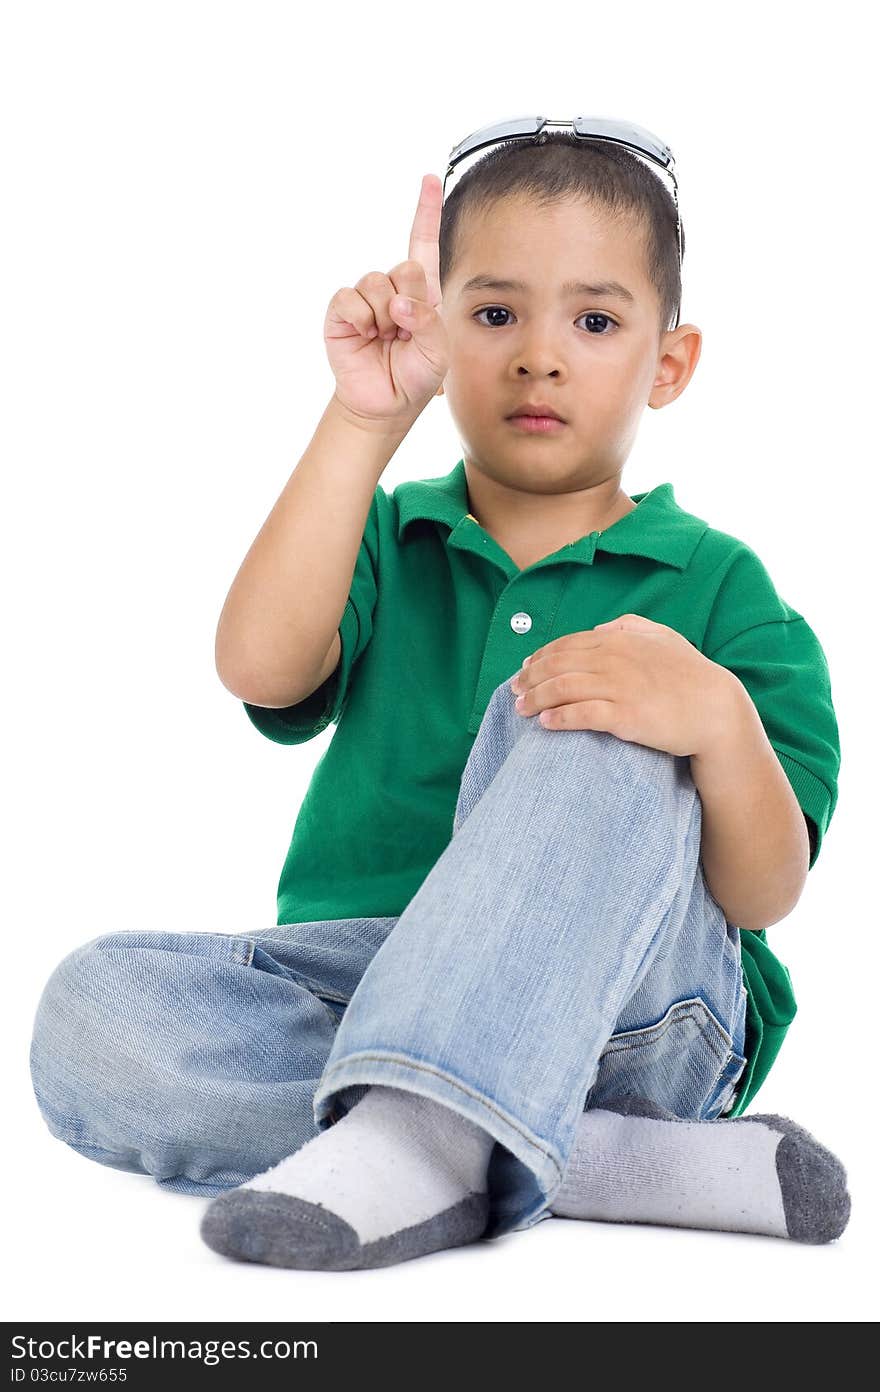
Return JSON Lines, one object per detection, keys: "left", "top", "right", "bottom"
{"left": 29, "top": 679, "right": 748, "bottom": 1241}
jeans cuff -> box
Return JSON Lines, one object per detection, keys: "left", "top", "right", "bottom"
{"left": 312, "top": 1050, "right": 563, "bottom": 1237}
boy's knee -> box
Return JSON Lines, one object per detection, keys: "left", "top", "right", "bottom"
{"left": 33, "top": 933, "right": 129, "bottom": 1020}
{"left": 30, "top": 934, "right": 139, "bottom": 1096}
{"left": 29, "top": 935, "right": 184, "bottom": 1177}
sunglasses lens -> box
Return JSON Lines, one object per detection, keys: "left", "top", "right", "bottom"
{"left": 449, "top": 116, "right": 542, "bottom": 164}
{"left": 573, "top": 116, "right": 673, "bottom": 170}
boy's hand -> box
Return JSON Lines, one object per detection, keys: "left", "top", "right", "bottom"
{"left": 326, "top": 173, "right": 449, "bottom": 433}
{"left": 509, "top": 613, "right": 746, "bottom": 757}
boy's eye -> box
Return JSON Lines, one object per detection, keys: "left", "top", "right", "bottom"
{"left": 472, "top": 306, "right": 618, "bottom": 334}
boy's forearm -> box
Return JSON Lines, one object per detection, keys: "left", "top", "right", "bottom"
{"left": 689, "top": 673, "right": 811, "bottom": 932}
{"left": 215, "top": 395, "right": 407, "bottom": 707}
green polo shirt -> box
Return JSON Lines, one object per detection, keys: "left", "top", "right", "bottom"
{"left": 243, "top": 459, "right": 840, "bottom": 1115}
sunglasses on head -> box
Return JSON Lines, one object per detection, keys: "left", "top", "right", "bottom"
{"left": 443, "top": 116, "right": 683, "bottom": 329}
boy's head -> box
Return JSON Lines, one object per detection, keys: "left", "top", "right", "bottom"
{"left": 435, "top": 132, "right": 701, "bottom": 499}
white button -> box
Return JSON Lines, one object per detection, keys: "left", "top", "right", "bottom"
{"left": 510, "top": 612, "right": 532, "bottom": 634}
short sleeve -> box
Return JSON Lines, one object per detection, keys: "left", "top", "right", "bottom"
{"left": 242, "top": 485, "right": 382, "bottom": 746}
{"left": 706, "top": 613, "right": 841, "bottom": 870}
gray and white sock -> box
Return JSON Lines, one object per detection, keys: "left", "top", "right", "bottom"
{"left": 551, "top": 1094, "right": 851, "bottom": 1243}
{"left": 200, "top": 1084, "right": 494, "bottom": 1270}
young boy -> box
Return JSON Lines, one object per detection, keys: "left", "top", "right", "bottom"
{"left": 30, "top": 121, "right": 849, "bottom": 1271}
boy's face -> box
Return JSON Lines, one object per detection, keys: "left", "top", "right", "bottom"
{"left": 438, "top": 195, "right": 700, "bottom": 496}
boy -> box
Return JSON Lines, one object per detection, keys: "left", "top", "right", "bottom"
{"left": 30, "top": 120, "right": 849, "bottom": 1271}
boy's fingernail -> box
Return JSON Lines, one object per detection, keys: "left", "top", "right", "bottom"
{"left": 397, "top": 297, "right": 413, "bottom": 315}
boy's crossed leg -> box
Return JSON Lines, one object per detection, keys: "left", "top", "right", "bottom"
{"left": 201, "top": 683, "right": 850, "bottom": 1270}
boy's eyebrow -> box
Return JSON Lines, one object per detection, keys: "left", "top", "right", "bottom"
{"left": 459, "top": 274, "right": 636, "bottom": 304}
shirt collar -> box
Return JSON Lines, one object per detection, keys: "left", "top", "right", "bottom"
{"left": 395, "top": 458, "right": 708, "bottom": 570}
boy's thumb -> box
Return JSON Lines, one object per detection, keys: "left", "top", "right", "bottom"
{"left": 392, "top": 295, "right": 444, "bottom": 352}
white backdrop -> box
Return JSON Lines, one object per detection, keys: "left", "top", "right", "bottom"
{"left": 3, "top": 0, "right": 875, "bottom": 1323}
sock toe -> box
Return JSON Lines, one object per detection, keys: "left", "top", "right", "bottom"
{"left": 743, "top": 1114, "right": 852, "bottom": 1244}
{"left": 200, "top": 1190, "right": 362, "bottom": 1270}
{"left": 201, "top": 1188, "right": 491, "bottom": 1271}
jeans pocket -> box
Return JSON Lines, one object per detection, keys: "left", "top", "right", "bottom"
{"left": 584, "top": 995, "right": 748, "bottom": 1120}
{"left": 248, "top": 945, "right": 342, "bottom": 1030}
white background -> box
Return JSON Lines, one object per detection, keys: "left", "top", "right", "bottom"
{"left": 3, "top": 0, "right": 876, "bottom": 1324}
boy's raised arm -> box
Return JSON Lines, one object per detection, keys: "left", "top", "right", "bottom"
{"left": 215, "top": 398, "right": 405, "bottom": 708}
{"left": 215, "top": 174, "right": 449, "bottom": 709}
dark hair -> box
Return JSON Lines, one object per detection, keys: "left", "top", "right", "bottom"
{"left": 439, "top": 131, "right": 685, "bottom": 336}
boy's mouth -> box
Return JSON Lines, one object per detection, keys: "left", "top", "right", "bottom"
{"left": 507, "top": 414, "right": 568, "bottom": 434}
{"left": 506, "top": 401, "right": 568, "bottom": 433}
{"left": 507, "top": 401, "right": 567, "bottom": 422}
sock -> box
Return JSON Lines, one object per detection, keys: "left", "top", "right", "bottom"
{"left": 200, "top": 1085, "right": 495, "bottom": 1270}
{"left": 550, "top": 1094, "right": 851, "bottom": 1243}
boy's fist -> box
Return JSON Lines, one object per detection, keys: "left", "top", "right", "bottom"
{"left": 325, "top": 174, "right": 449, "bottom": 432}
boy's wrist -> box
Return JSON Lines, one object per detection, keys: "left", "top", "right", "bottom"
{"left": 328, "top": 393, "right": 414, "bottom": 445}
{"left": 691, "top": 665, "right": 758, "bottom": 765}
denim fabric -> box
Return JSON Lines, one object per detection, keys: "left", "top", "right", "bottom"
{"left": 30, "top": 678, "right": 747, "bottom": 1241}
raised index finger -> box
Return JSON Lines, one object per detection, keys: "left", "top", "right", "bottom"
{"left": 408, "top": 173, "right": 443, "bottom": 309}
